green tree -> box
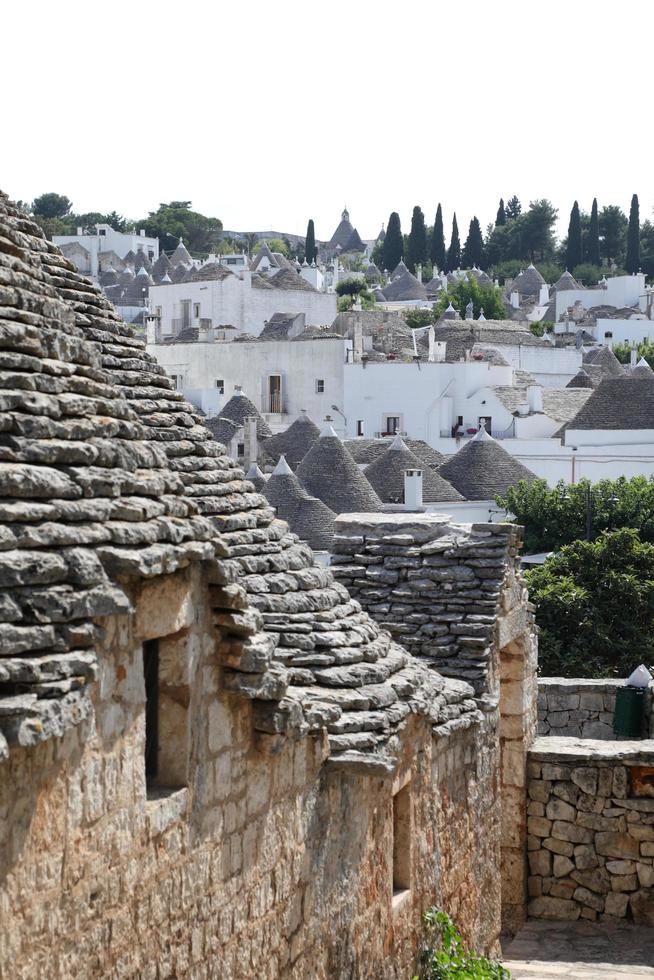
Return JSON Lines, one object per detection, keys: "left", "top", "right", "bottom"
{"left": 446, "top": 213, "right": 460, "bottom": 271}
{"left": 305, "top": 219, "right": 317, "bottom": 264}
{"left": 32, "top": 192, "right": 73, "bottom": 219}
{"left": 640, "top": 220, "right": 654, "bottom": 280}
{"left": 381, "top": 211, "right": 403, "bottom": 271}
{"left": 461, "top": 216, "right": 485, "bottom": 268}
{"left": 525, "top": 528, "right": 654, "bottom": 677}
{"left": 265, "top": 238, "right": 289, "bottom": 256}
{"left": 614, "top": 337, "right": 654, "bottom": 368}
{"left": 626, "top": 193, "right": 640, "bottom": 273}
{"left": 505, "top": 195, "right": 521, "bottom": 221}
{"left": 430, "top": 203, "right": 446, "bottom": 271}
{"left": 520, "top": 199, "right": 558, "bottom": 261}
{"left": 571, "top": 263, "right": 604, "bottom": 286}
{"left": 565, "top": 201, "right": 583, "bottom": 270}
{"left": 495, "top": 198, "right": 506, "bottom": 226}
{"left": 585, "top": 198, "right": 600, "bottom": 266}
{"left": 405, "top": 308, "right": 434, "bottom": 329}
{"left": 599, "top": 205, "right": 627, "bottom": 266}
{"left": 435, "top": 273, "right": 506, "bottom": 320}
{"left": 142, "top": 202, "right": 223, "bottom": 256}
{"left": 406, "top": 205, "right": 427, "bottom": 273}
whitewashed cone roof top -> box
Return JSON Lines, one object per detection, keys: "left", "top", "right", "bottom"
{"left": 363, "top": 436, "right": 463, "bottom": 504}
{"left": 437, "top": 426, "right": 538, "bottom": 500}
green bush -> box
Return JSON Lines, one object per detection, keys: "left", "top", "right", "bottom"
{"left": 414, "top": 909, "right": 511, "bottom": 979}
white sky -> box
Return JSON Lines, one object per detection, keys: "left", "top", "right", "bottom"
{"left": 3, "top": 0, "right": 652, "bottom": 243}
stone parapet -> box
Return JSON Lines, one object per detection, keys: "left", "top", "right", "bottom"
{"left": 538, "top": 678, "right": 654, "bottom": 739}
{"left": 527, "top": 736, "right": 654, "bottom": 924}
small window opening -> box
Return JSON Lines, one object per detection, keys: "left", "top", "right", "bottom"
{"left": 357, "top": 420, "right": 364, "bottom": 436}
{"left": 392, "top": 783, "right": 411, "bottom": 898}
{"left": 385, "top": 415, "right": 400, "bottom": 435}
{"left": 315, "top": 379, "right": 325, "bottom": 393}
{"left": 237, "top": 442, "right": 245, "bottom": 457}
{"left": 193, "top": 303, "right": 201, "bottom": 318}
{"left": 143, "top": 639, "right": 159, "bottom": 784}
{"left": 215, "top": 379, "right": 224, "bottom": 393}
{"left": 142, "top": 634, "right": 189, "bottom": 796}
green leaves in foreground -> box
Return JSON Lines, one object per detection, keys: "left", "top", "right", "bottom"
{"left": 414, "top": 909, "right": 511, "bottom": 979}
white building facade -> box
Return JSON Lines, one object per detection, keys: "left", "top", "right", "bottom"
{"left": 53, "top": 225, "right": 159, "bottom": 277}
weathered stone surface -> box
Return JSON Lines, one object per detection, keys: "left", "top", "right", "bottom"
{"left": 527, "top": 896, "right": 580, "bottom": 920}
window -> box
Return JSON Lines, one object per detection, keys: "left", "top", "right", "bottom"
{"left": 237, "top": 442, "right": 245, "bottom": 457}
{"left": 357, "top": 420, "right": 364, "bottom": 436}
{"left": 193, "top": 303, "right": 201, "bottom": 319}
{"left": 180, "top": 299, "right": 191, "bottom": 329}
{"left": 148, "top": 249, "right": 154, "bottom": 260}
{"left": 385, "top": 416, "right": 400, "bottom": 435}
{"left": 478, "top": 415, "right": 492, "bottom": 434}
{"left": 268, "top": 375, "right": 282, "bottom": 414}
{"left": 392, "top": 783, "right": 412, "bottom": 900}
{"left": 315, "top": 379, "right": 325, "bottom": 394}
{"left": 154, "top": 306, "right": 162, "bottom": 318}
{"left": 142, "top": 634, "right": 189, "bottom": 795}
{"left": 215, "top": 379, "right": 225, "bottom": 394}
{"left": 170, "top": 374, "right": 179, "bottom": 390}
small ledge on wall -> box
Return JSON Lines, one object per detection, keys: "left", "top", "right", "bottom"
{"left": 145, "top": 786, "right": 189, "bottom": 837}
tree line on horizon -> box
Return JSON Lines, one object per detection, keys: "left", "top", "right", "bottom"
{"left": 22, "top": 191, "right": 654, "bottom": 283}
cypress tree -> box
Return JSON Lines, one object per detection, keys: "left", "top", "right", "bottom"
{"left": 406, "top": 205, "right": 427, "bottom": 272}
{"left": 381, "top": 212, "right": 403, "bottom": 271}
{"left": 585, "top": 198, "right": 600, "bottom": 266}
{"left": 430, "top": 203, "right": 446, "bottom": 271}
{"left": 626, "top": 193, "right": 640, "bottom": 273}
{"left": 565, "top": 201, "right": 583, "bottom": 271}
{"left": 305, "top": 219, "right": 316, "bottom": 264}
{"left": 496, "top": 198, "right": 506, "bottom": 226}
{"left": 446, "top": 213, "right": 460, "bottom": 272}
{"left": 461, "top": 216, "right": 485, "bottom": 269}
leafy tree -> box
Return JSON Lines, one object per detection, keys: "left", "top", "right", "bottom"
{"left": 495, "top": 198, "right": 506, "bottom": 227}
{"left": 520, "top": 199, "right": 558, "bottom": 261}
{"left": 640, "top": 220, "right": 654, "bottom": 280}
{"left": 406, "top": 205, "right": 427, "bottom": 273}
{"left": 142, "top": 202, "right": 223, "bottom": 256}
{"left": 614, "top": 337, "right": 654, "bottom": 368}
{"left": 525, "top": 528, "right": 654, "bottom": 677}
{"left": 435, "top": 273, "right": 506, "bottom": 320}
{"left": 446, "top": 213, "right": 460, "bottom": 271}
{"left": 565, "top": 201, "right": 583, "bottom": 270}
{"left": 266, "top": 238, "right": 289, "bottom": 256}
{"left": 505, "top": 196, "right": 522, "bottom": 221}
{"left": 305, "top": 219, "right": 317, "bottom": 264}
{"left": 529, "top": 320, "right": 553, "bottom": 338}
{"left": 335, "top": 276, "right": 368, "bottom": 297}
{"left": 405, "top": 308, "right": 435, "bottom": 329}
{"left": 381, "top": 212, "right": 403, "bottom": 271}
{"left": 626, "top": 193, "right": 640, "bottom": 273}
{"left": 599, "top": 205, "right": 627, "bottom": 266}
{"left": 497, "top": 476, "right": 654, "bottom": 554}
{"left": 430, "top": 204, "right": 446, "bottom": 271}
{"left": 585, "top": 198, "right": 600, "bottom": 266}
{"left": 461, "top": 216, "right": 485, "bottom": 269}
{"left": 571, "top": 262, "right": 605, "bottom": 286}
{"left": 32, "top": 192, "right": 72, "bottom": 219}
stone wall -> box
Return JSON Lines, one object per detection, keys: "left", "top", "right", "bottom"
{"left": 527, "top": 736, "right": 654, "bottom": 924}
{"left": 0, "top": 564, "right": 505, "bottom": 978}
{"left": 331, "top": 513, "right": 539, "bottom": 935}
{"left": 538, "top": 678, "right": 654, "bottom": 739}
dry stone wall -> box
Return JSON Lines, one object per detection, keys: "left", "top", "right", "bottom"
{"left": 538, "top": 678, "right": 654, "bottom": 739}
{"left": 527, "top": 736, "right": 654, "bottom": 925}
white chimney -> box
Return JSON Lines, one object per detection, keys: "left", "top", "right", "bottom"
{"left": 434, "top": 339, "right": 446, "bottom": 363}
{"left": 145, "top": 314, "right": 160, "bottom": 345}
{"left": 76, "top": 226, "right": 83, "bottom": 236}
{"left": 527, "top": 384, "right": 543, "bottom": 412}
{"left": 428, "top": 325, "right": 435, "bottom": 362}
{"left": 631, "top": 345, "right": 637, "bottom": 368}
{"left": 404, "top": 469, "right": 423, "bottom": 510}
{"left": 140, "top": 229, "right": 146, "bottom": 237}
{"left": 539, "top": 284, "right": 549, "bottom": 305}
{"left": 353, "top": 315, "right": 363, "bottom": 362}
{"left": 416, "top": 264, "right": 422, "bottom": 283}
{"left": 511, "top": 290, "right": 520, "bottom": 309}
{"left": 243, "top": 415, "right": 258, "bottom": 465}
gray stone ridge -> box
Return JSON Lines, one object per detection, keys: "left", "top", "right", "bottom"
{"left": 0, "top": 191, "right": 481, "bottom": 776}
{"left": 538, "top": 678, "right": 654, "bottom": 740}
{"left": 331, "top": 513, "right": 531, "bottom": 696}
{"left": 527, "top": 736, "right": 654, "bottom": 925}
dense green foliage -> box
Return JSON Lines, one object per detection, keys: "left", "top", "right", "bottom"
{"left": 565, "top": 201, "right": 582, "bottom": 271}
{"left": 431, "top": 204, "right": 446, "bottom": 270}
{"left": 335, "top": 277, "right": 369, "bottom": 298}
{"left": 405, "top": 308, "right": 435, "bottom": 329}
{"left": 414, "top": 910, "right": 511, "bottom": 980}
{"left": 407, "top": 205, "right": 428, "bottom": 272}
{"left": 462, "top": 216, "right": 485, "bottom": 269}
{"left": 446, "top": 214, "right": 460, "bottom": 271}
{"left": 600, "top": 205, "right": 628, "bottom": 265}
{"left": 526, "top": 529, "right": 654, "bottom": 677}
{"left": 505, "top": 196, "right": 521, "bottom": 221}
{"left": 305, "top": 219, "right": 316, "bottom": 264}
{"left": 142, "top": 201, "right": 223, "bottom": 256}
{"left": 32, "top": 192, "right": 72, "bottom": 218}
{"left": 585, "top": 198, "right": 600, "bottom": 266}
{"left": 626, "top": 193, "right": 640, "bottom": 274}
{"left": 382, "top": 211, "right": 403, "bottom": 271}
{"left": 435, "top": 273, "right": 506, "bottom": 320}
{"left": 614, "top": 337, "right": 654, "bottom": 368}
{"left": 486, "top": 200, "right": 558, "bottom": 269}
{"left": 495, "top": 198, "right": 506, "bottom": 226}
{"left": 497, "top": 476, "right": 654, "bottom": 553}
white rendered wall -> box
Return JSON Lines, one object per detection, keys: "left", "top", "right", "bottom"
{"left": 595, "top": 318, "right": 654, "bottom": 347}
{"left": 482, "top": 343, "right": 582, "bottom": 387}
{"left": 554, "top": 275, "right": 646, "bottom": 321}
{"left": 149, "top": 274, "right": 337, "bottom": 337}
{"left": 54, "top": 228, "right": 159, "bottom": 276}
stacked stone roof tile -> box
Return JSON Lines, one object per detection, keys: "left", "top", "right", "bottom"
{"left": 0, "top": 192, "right": 478, "bottom": 772}
{"left": 363, "top": 436, "right": 462, "bottom": 504}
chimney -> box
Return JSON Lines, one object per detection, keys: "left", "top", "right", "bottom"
{"left": 631, "top": 345, "right": 637, "bottom": 368}
{"left": 433, "top": 340, "right": 446, "bottom": 363}
{"left": 76, "top": 226, "right": 83, "bottom": 236}
{"left": 511, "top": 290, "right": 520, "bottom": 309}
{"left": 539, "top": 284, "right": 549, "bottom": 305}
{"left": 527, "top": 384, "right": 543, "bottom": 413}
{"left": 416, "top": 264, "right": 422, "bottom": 283}
{"left": 404, "top": 469, "right": 423, "bottom": 510}
{"left": 243, "top": 415, "right": 258, "bottom": 465}
{"left": 428, "top": 325, "right": 435, "bottom": 362}
{"left": 145, "top": 314, "right": 161, "bottom": 345}
{"left": 198, "top": 321, "right": 215, "bottom": 343}
{"left": 353, "top": 315, "right": 363, "bottom": 362}
{"left": 140, "top": 229, "right": 146, "bottom": 237}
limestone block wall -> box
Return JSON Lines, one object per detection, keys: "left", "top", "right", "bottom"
{"left": 538, "top": 678, "right": 654, "bottom": 739}
{"left": 0, "top": 564, "right": 504, "bottom": 978}
{"left": 527, "top": 736, "right": 654, "bottom": 924}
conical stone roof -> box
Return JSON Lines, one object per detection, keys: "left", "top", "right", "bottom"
{"left": 152, "top": 251, "right": 172, "bottom": 279}
{"left": 566, "top": 369, "right": 594, "bottom": 389}
{"left": 512, "top": 263, "right": 545, "bottom": 298}
{"left": 382, "top": 270, "right": 428, "bottom": 302}
{"left": 170, "top": 239, "right": 193, "bottom": 267}
{"left": 437, "top": 427, "right": 537, "bottom": 499}
{"left": 245, "top": 462, "right": 267, "bottom": 491}
{"left": 347, "top": 438, "right": 445, "bottom": 468}
{"left": 261, "top": 411, "right": 320, "bottom": 469}
{"left": 0, "top": 191, "right": 474, "bottom": 772}
{"left": 263, "top": 456, "right": 336, "bottom": 551}
{"left": 553, "top": 270, "right": 580, "bottom": 292}
{"left": 329, "top": 207, "right": 355, "bottom": 249}
{"left": 216, "top": 388, "right": 273, "bottom": 438}
{"left": 363, "top": 436, "right": 462, "bottom": 504}
{"left": 296, "top": 424, "right": 382, "bottom": 514}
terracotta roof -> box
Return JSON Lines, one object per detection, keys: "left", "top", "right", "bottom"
{"left": 363, "top": 436, "right": 462, "bottom": 504}
{"left": 437, "top": 428, "right": 538, "bottom": 499}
